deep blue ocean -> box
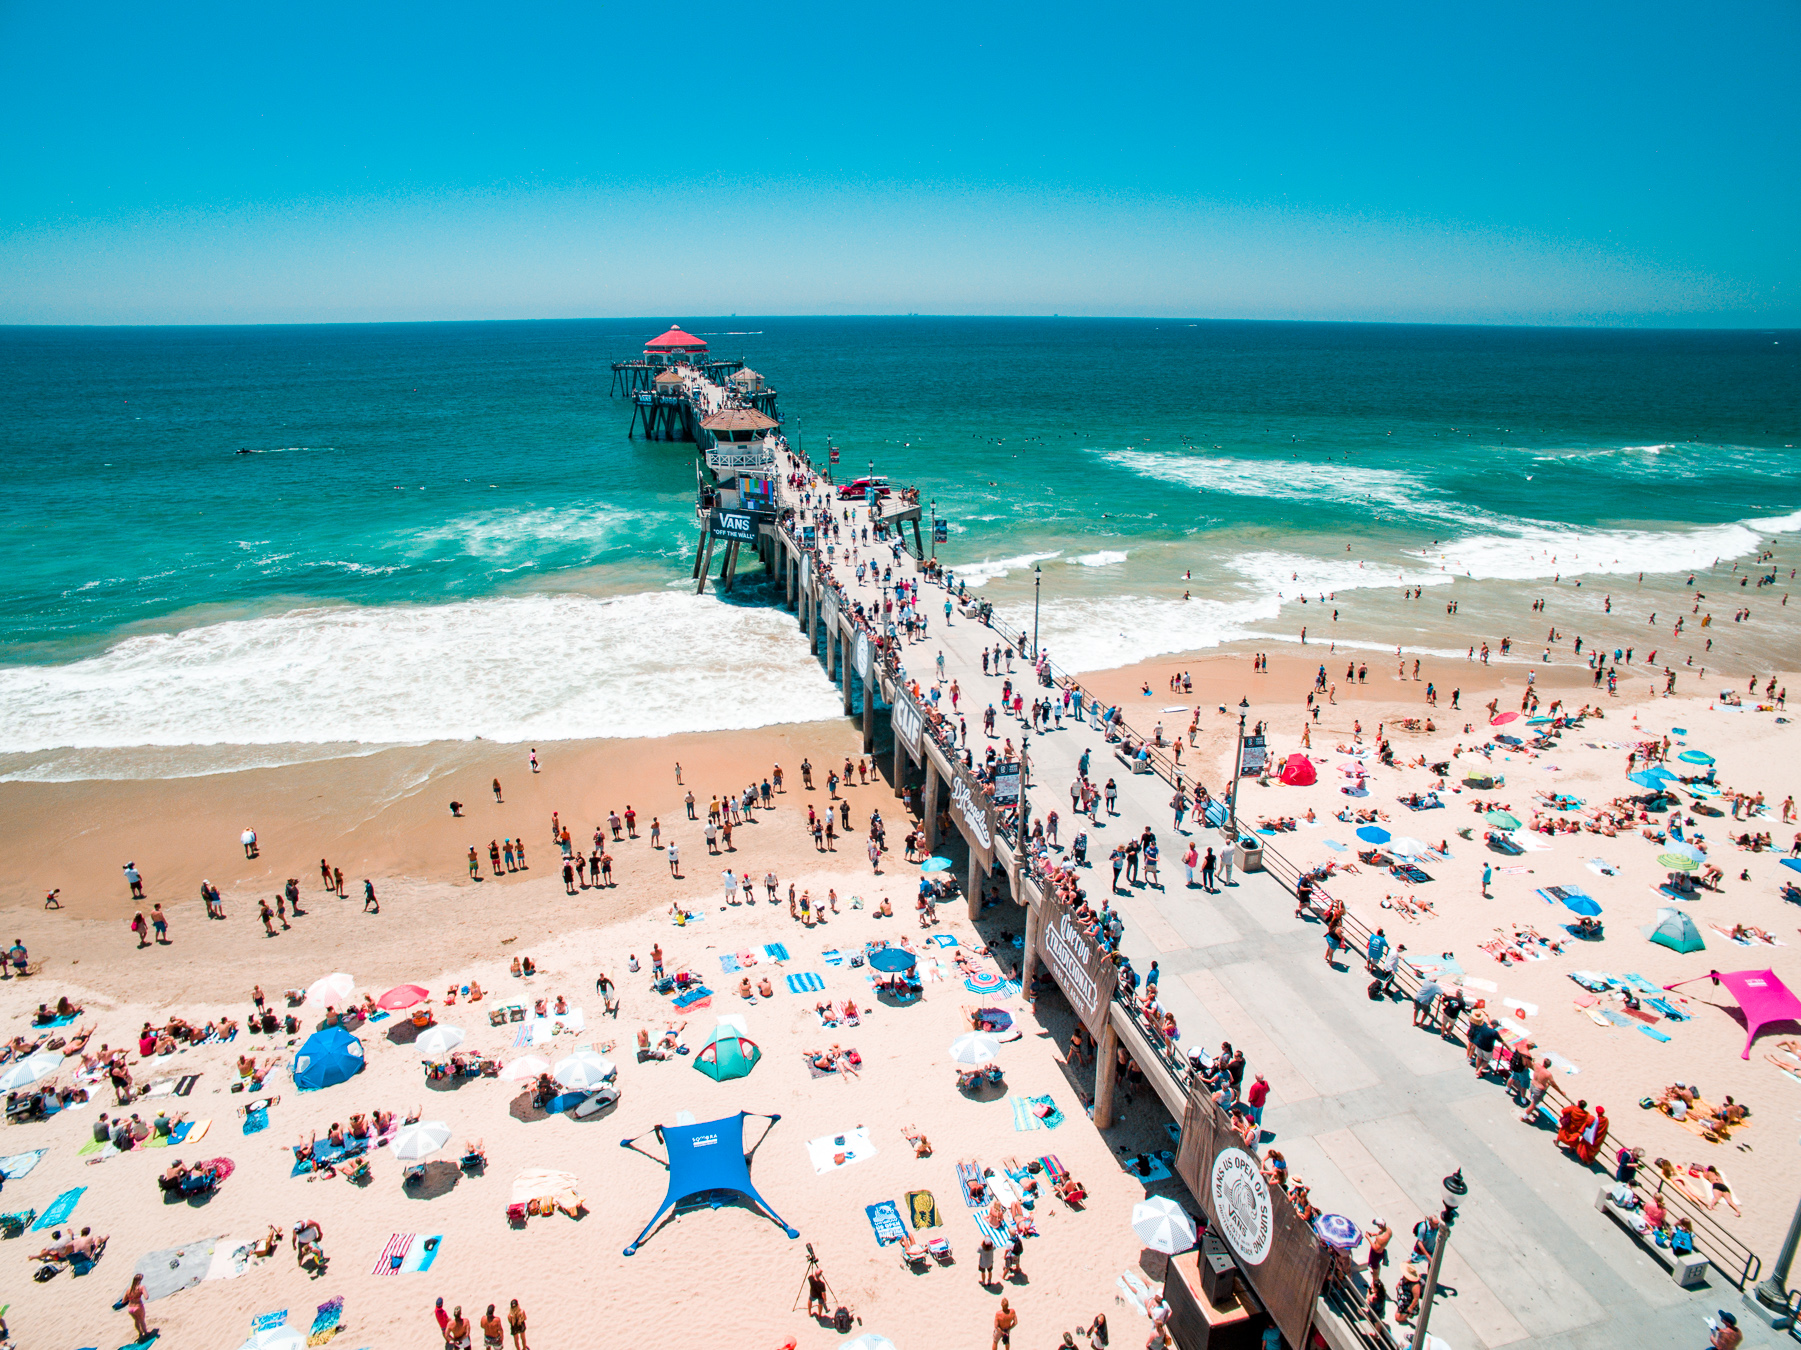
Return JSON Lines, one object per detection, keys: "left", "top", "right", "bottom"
{"left": 2, "top": 318, "right": 1796, "bottom": 773}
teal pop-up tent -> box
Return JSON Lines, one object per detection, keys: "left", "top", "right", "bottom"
{"left": 693, "top": 1028, "right": 761, "bottom": 1082}
{"left": 1642, "top": 908, "right": 1706, "bottom": 954}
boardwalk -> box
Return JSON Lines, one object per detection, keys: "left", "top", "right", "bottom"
{"left": 745, "top": 456, "right": 1761, "bottom": 1350}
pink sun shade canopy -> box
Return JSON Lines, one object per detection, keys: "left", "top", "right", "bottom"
{"left": 1665, "top": 968, "right": 1801, "bottom": 1058}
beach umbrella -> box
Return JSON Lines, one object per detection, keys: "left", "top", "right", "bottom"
{"left": 1663, "top": 841, "right": 1705, "bottom": 863}
{"left": 1388, "top": 837, "right": 1430, "bottom": 859}
{"left": 1658, "top": 853, "right": 1700, "bottom": 873}
{"left": 499, "top": 1055, "right": 549, "bottom": 1082}
{"left": 0, "top": 1051, "right": 62, "bottom": 1093}
{"left": 1783, "top": 859, "right": 1801, "bottom": 876}
{"left": 413, "top": 1024, "right": 465, "bottom": 1058}
{"left": 920, "top": 856, "right": 953, "bottom": 872}
{"left": 1677, "top": 750, "right": 1714, "bottom": 765}
{"left": 948, "top": 1032, "right": 1000, "bottom": 1066}
{"left": 1554, "top": 889, "right": 1603, "bottom": 917}
{"left": 391, "top": 1119, "right": 453, "bottom": 1161}
{"left": 1490, "top": 711, "right": 1518, "bottom": 725}
{"left": 1131, "top": 1196, "right": 1197, "bottom": 1254}
{"left": 1343, "top": 786, "right": 1369, "bottom": 798}
{"left": 964, "top": 970, "right": 1003, "bottom": 992}
{"left": 1642, "top": 908, "right": 1706, "bottom": 954}
{"left": 240, "top": 1328, "right": 306, "bottom": 1350}
{"left": 1355, "top": 826, "right": 1390, "bottom": 844}
{"left": 1485, "top": 810, "right": 1522, "bottom": 830}
{"left": 377, "top": 984, "right": 429, "bottom": 1010}
{"left": 1278, "top": 754, "right": 1316, "bottom": 786}
{"left": 1314, "top": 1214, "right": 1364, "bottom": 1250}
{"left": 868, "top": 948, "right": 916, "bottom": 974}
{"left": 840, "top": 1337, "right": 897, "bottom": 1350}
{"left": 553, "top": 1051, "right": 615, "bottom": 1091}
{"left": 292, "top": 1027, "right": 365, "bottom": 1091}
{"left": 305, "top": 972, "right": 355, "bottom": 1007}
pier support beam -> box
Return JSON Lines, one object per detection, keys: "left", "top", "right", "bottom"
{"left": 892, "top": 731, "right": 906, "bottom": 799}
{"left": 694, "top": 533, "right": 716, "bottom": 595}
{"left": 1092, "top": 1022, "right": 1120, "bottom": 1130}
{"left": 1020, "top": 894, "right": 1041, "bottom": 999}
{"left": 841, "top": 627, "right": 854, "bottom": 717}
{"left": 862, "top": 667, "right": 874, "bottom": 753}
{"left": 966, "top": 852, "right": 983, "bottom": 923}
{"left": 721, "top": 540, "right": 740, "bottom": 593}
{"left": 923, "top": 760, "right": 940, "bottom": 853}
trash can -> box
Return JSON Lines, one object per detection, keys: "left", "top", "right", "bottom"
{"left": 1235, "top": 838, "right": 1264, "bottom": 873}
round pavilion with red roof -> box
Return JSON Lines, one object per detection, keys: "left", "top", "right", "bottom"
{"left": 644, "top": 325, "right": 708, "bottom": 366}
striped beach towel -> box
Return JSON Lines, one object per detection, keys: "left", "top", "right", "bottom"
{"left": 763, "top": 943, "right": 791, "bottom": 962}
{"left": 1010, "top": 1095, "right": 1063, "bottom": 1132}
{"left": 972, "top": 1211, "right": 1012, "bottom": 1248}
{"left": 370, "top": 1233, "right": 413, "bottom": 1276}
{"left": 821, "top": 949, "right": 845, "bottom": 967}
{"left": 786, "top": 972, "right": 825, "bottom": 994}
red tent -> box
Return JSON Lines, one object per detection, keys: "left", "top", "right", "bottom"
{"left": 1278, "top": 753, "right": 1316, "bottom": 786}
{"left": 645, "top": 326, "right": 707, "bottom": 352}
{"left": 1665, "top": 968, "right": 1801, "bottom": 1058}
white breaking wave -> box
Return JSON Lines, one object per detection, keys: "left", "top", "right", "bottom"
{"left": 408, "top": 502, "right": 671, "bottom": 562}
{"left": 943, "top": 551, "right": 1062, "bottom": 586}
{"left": 989, "top": 593, "right": 1279, "bottom": 674}
{"left": 1415, "top": 509, "right": 1801, "bottom": 581}
{"left": 1227, "top": 551, "right": 1452, "bottom": 597}
{"left": 1102, "top": 449, "right": 1484, "bottom": 524}
{"left": 1068, "top": 550, "right": 1128, "bottom": 568}
{"left": 0, "top": 591, "right": 842, "bottom": 752}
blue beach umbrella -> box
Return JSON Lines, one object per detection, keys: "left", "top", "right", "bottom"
{"left": 1557, "top": 891, "right": 1603, "bottom": 918}
{"left": 1355, "top": 826, "right": 1390, "bottom": 844}
{"left": 920, "top": 856, "right": 953, "bottom": 872}
{"left": 292, "top": 1027, "right": 365, "bottom": 1091}
{"left": 1677, "top": 750, "right": 1714, "bottom": 765}
{"left": 1782, "top": 859, "right": 1801, "bottom": 875}
{"left": 868, "top": 948, "right": 916, "bottom": 974}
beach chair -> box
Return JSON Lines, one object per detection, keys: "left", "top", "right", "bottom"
{"left": 342, "top": 1156, "right": 371, "bottom": 1185}
{"left": 897, "top": 1232, "right": 931, "bottom": 1270}
{"left": 925, "top": 1236, "right": 953, "bottom": 1264}
{"left": 0, "top": 1210, "right": 35, "bottom": 1238}
{"left": 460, "top": 1146, "right": 487, "bottom": 1173}
{"left": 506, "top": 1202, "right": 528, "bottom": 1228}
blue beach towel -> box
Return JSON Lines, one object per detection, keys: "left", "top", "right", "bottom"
{"left": 170, "top": 1121, "right": 195, "bottom": 1144}
{"left": 786, "top": 972, "right": 826, "bottom": 994}
{"left": 0, "top": 1149, "right": 47, "bottom": 1180}
{"left": 822, "top": 950, "right": 845, "bottom": 967}
{"left": 251, "top": 1310, "right": 288, "bottom": 1333}
{"left": 973, "top": 1211, "right": 1012, "bottom": 1249}
{"left": 307, "top": 1298, "right": 343, "bottom": 1339}
{"left": 671, "top": 985, "right": 712, "bottom": 1010}
{"left": 32, "top": 1186, "right": 84, "bottom": 1230}
{"left": 865, "top": 1200, "right": 907, "bottom": 1245}
{"left": 1639, "top": 1025, "right": 1672, "bottom": 1043}
{"left": 1011, "top": 1095, "right": 1064, "bottom": 1131}
{"left": 763, "top": 943, "right": 791, "bottom": 962}
{"left": 719, "top": 954, "right": 742, "bottom": 974}
{"left": 242, "top": 1107, "right": 269, "bottom": 1134}
{"left": 1323, "top": 839, "right": 1347, "bottom": 852}
{"left": 927, "top": 934, "right": 960, "bottom": 948}
{"left": 400, "top": 1235, "right": 441, "bottom": 1273}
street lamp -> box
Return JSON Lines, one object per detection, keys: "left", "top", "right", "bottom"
{"left": 1227, "top": 698, "right": 1249, "bottom": 842}
{"left": 930, "top": 497, "right": 938, "bottom": 561}
{"left": 1753, "top": 1189, "right": 1801, "bottom": 1317}
{"left": 1410, "top": 1169, "right": 1469, "bottom": 1350}
{"left": 1033, "top": 565, "right": 1043, "bottom": 660}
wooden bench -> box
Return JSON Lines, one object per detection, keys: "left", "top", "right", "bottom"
{"left": 1594, "top": 1186, "right": 1709, "bottom": 1286}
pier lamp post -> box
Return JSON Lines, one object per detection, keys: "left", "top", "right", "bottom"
{"left": 1410, "top": 1169, "right": 1469, "bottom": 1350}
{"left": 1227, "top": 698, "right": 1249, "bottom": 842}
{"left": 1753, "top": 1187, "right": 1801, "bottom": 1318}
{"left": 1032, "top": 565, "right": 1042, "bottom": 659}
{"left": 930, "top": 498, "right": 938, "bottom": 561}
{"left": 1016, "top": 729, "right": 1031, "bottom": 861}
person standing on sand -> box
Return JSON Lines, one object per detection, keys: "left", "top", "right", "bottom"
{"left": 321, "top": 858, "right": 332, "bottom": 890}
{"left": 674, "top": 761, "right": 682, "bottom": 784}
{"left": 122, "top": 1272, "right": 155, "bottom": 1342}
{"left": 334, "top": 867, "right": 345, "bottom": 898}
{"left": 993, "top": 1296, "right": 1018, "bottom": 1348}
{"left": 152, "top": 904, "right": 169, "bottom": 944}
{"left": 529, "top": 748, "right": 539, "bottom": 774}
{"left": 259, "top": 901, "right": 276, "bottom": 937}
{"left": 363, "top": 880, "right": 378, "bottom": 914}
{"left": 124, "top": 861, "right": 144, "bottom": 899}
{"left": 481, "top": 1305, "right": 504, "bottom": 1350}
{"left": 667, "top": 843, "right": 680, "bottom": 877}
{"left": 507, "top": 1298, "right": 528, "bottom": 1350}
{"left": 130, "top": 912, "right": 149, "bottom": 948}
{"left": 492, "top": 778, "right": 503, "bottom": 803}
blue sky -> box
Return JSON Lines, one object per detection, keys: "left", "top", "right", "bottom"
{"left": 2, "top": 1, "right": 1796, "bottom": 325}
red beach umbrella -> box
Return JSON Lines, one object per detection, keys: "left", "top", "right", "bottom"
{"left": 1490, "top": 712, "right": 1519, "bottom": 725}
{"left": 377, "top": 984, "right": 429, "bottom": 1010}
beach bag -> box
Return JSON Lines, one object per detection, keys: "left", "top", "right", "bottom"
{"left": 1367, "top": 979, "right": 1384, "bottom": 1001}
{"left": 833, "top": 1307, "right": 853, "bottom": 1334}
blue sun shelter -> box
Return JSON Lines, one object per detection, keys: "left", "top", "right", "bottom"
{"left": 621, "top": 1111, "right": 797, "bottom": 1255}
{"left": 292, "top": 1027, "right": 365, "bottom": 1091}
{"left": 694, "top": 1026, "right": 761, "bottom": 1082}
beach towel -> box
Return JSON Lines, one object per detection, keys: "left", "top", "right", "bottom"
{"left": 1010, "top": 1095, "right": 1064, "bottom": 1131}
{"left": 31, "top": 1187, "right": 84, "bottom": 1230}
{"left": 802, "top": 1052, "right": 838, "bottom": 1079}
{"left": 906, "top": 1189, "right": 941, "bottom": 1229}
{"left": 1117, "top": 1270, "right": 1153, "bottom": 1313}
{"left": 1120, "top": 1151, "right": 1175, "bottom": 1183}
{"left": 786, "top": 972, "right": 826, "bottom": 994}
{"left": 252, "top": 1309, "right": 289, "bottom": 1332}
{"left": 735, "top": 949, "right": 758, "bottom": 968}
{"left": 805, "top": 1127, "right": 876, "bottom": 1174}
{"left": 927, "top": 934, "right": 960, "bottom": 948}
{"left": 243, "top": 1107, "right": 269, "bottom": 1134}
{"left": 1038, "top": 1155, "right": 1068, "bottom": 1181}
{"left": 973, "top": 1211, "right": 1012, "bottom": 1248}
{"left": 0, "top": 1149, "right": 46, "bottom": 1180}
{"left": 135, "top": 1236, "right": 218, "bottom": 1301}
{"left": 1322, "top": 839, "right": 1347, "bottom": 852}
{"left": 1546, "top": 1052, "right": 1581, "bottom": 1075}
{"left": 718, "top": 954, "right": 741, "bottom": 974}
{"left": 77, "top": 1137, "right": 111, "bottom": 1157}
{"left": 865, "top": 1200, "right": 907, "bottom": 1245}
{"left": 203, "top": 1238, "right": 255, "bottom": 1283}
{"left": 307, "top": 1296, "right": 344, "bottom": 1346}
{"left": 670, "top": 986, "right": 712, "bottom": 1011}
{"left": 528, "top": 1008, "right": 586, "bottom": 1046}
{"left": 763, "top": 943, "right": 791, "bottom": 962}
{"left": 400, "top": 1235, "right": 441, "bottom": 1274}
{"left": 822, "top": 949, "right": 845, "bottom": 966}
{"left": 1640, "top": 1025, "right": 1673, "bottom": 1043}
{"left": 370, "top": 1233, "right": 414, "bottom": 1276}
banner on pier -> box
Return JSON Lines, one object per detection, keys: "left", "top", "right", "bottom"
{"left": 1175, "top": 1091, "right": 1327, "bottom": 1350}
{"left": 709, "top": 509, "right": 766, "bottom": 544}
{"left": 991, "top": 760, "right": 1020, "bottom": 807}
{"left": 1034, "top": 892, "right": 1117, "bottom": 1039}
{"left": 947, "top": 770, "right": 994, "bottom": 871}
{"left": 855, "top": 631, "right": 872, "bottom": 683}
{"left": 822, "top": 592, "right": 840, "bottom": 635}
{"left": 891, "top": 696, "right": 923, "bottom": 758}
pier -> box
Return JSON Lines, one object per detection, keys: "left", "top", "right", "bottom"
{"left": 613, "top": 325, "right": 780, "bottom": 440}
{"left": 623, "top": 333, "right": 1756, "bottom": 1350}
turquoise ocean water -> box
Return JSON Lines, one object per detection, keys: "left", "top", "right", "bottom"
{"left": 1, "top": 318, "right": 1797, "bottom": 777}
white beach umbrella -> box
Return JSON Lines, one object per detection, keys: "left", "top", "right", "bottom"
{"left": 413, "top": 1024, "right": 465, "bottom": 1058}
{"left": 1131, "top": 1195, "right": 1198, "bottom": 1254}
{"left": 305, "top": 972, "right": 355, "bottom": 1007}
{"left": 553, "top": 1051, "right": 615, "bottom": 1090}
{"left": 0, "top": 1051, "right": 62, "bottom": 1093}
{"left": 499, "top": 1055, "right": 550, "bottom": 1082}
{"left": 1388, "top": 837, "right": 1430, "bottom": 859}
{"left": 391, "top": 1119, "right": 453, "bottom": 1161}
{"left": 841, "top": 1337, "right": 897, "bottom": 1350}
{"left": 948, "top": 1033, "right": 1000, "bottom": 1066}
{"left": 239, "top": 1327, "right": 306, "bottom": 1350}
